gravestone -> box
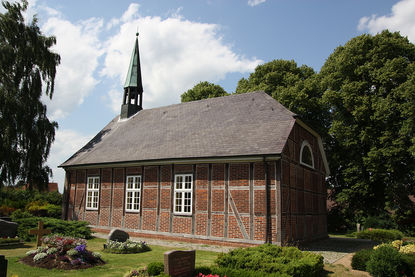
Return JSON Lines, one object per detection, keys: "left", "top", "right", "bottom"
{"left": 0, "top": 219, "right": 18, "bottom": 238}
{"left": 0, "top": 255, "right": 7, "bottom": 277}
{"left": 108, "top": 229, "right": 129, "bottom": 242}
{"left": 164, "top": 250, "right": 195, "bottom": 277}
{"left": 29, "top": 221, "right": 51, "bottom": 247}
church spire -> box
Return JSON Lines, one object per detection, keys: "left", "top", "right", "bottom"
{"left": 121, "top": 32, "right": 143, "bottom": 119}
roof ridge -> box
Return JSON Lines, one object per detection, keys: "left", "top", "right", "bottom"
{"left": 142, "top": 90, "right": 269, "bottom": 112}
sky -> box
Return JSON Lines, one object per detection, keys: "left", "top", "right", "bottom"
{"left": 5, "top": 0, "right": 415, "bottom": 192}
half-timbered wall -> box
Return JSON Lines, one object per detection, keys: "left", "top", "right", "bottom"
{"left": 66, "top": 161, "right": 278, "bottom": 245}
{"left": 280, "top": 123, "right": 327, "bottom": 243}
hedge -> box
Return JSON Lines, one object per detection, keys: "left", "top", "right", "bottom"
{"left": 356, "top": 229, "right": 404, "bottom": 242}
{"left": 12, "top": 216, "right": 92, "bottom": 241}
{"left": 214, "top": 244, "right": 323, "bottom": 277}
{"left": 351, "top": 248, "right": 374, "bottom": 271}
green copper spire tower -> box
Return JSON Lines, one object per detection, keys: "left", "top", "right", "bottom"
{"left": 121, "top": 32, "right": 143, "bottom": 119}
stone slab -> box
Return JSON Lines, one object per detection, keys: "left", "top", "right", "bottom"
{"left": 108, "top": 229, "right": 129, "bottom": 242}
{"left": 0, "top": 219, "right": 17, "bottom": 238}
{"left": 0, "top": 255, "right": 7, "bottom": 277}
{"left": 164, "top": 250, "right": 195, "bottom": 277}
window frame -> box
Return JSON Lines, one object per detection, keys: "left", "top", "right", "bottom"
{"left": 86, "top": 176, "right": 100, "bottom": 210}
{"left": 173, "top": 173, "right": 193, "bottom": 216}
{"left": 125, "top": 175, "right": 142, "bottom": 213}
{"left": 300, "top": 140, "right": 315, "bottom": 169}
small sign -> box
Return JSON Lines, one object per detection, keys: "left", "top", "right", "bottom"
{"left": 29, "top": 221, "right": 51, "bottom": 247}
{"left": 164, "top": 250, "right": 195, "bottom": 277}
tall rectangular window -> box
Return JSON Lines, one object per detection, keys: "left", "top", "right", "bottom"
{"left": 125, "top": 175, "right": 141, "bottom": 212}
{"left": 174, "top": 174, "right": 192, "bottom": 215}
{"left": 86, "top": 176, "right": 99, "bottom": 210}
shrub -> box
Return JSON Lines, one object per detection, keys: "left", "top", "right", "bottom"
{"left": 401, "top": 254, "right": 415, "bottom": 277}
{"left": 11, "top": 209, "right": 33, "bottom": 220}
{"left": 13, "top": 216, "right": 92, "bottom": 241}
{"left": 400, "top": 244, "right": 415, "bottom": 255}
{"left": 215, "top": 244, "right": 323, "bottom": 277}
{"left": 363, "top": 215, "right": 397, "bottom": 230}
{"left": 147, "top": 261, "right": 164, "bottom": 276}
{"left": 104, "top": 239, "right": 150, "bottom": 254}
{"left": 209, "top": 266, "right": 291, "bottom": 277}
{"left": 351, "top": 248, "right": 373, "bottom": 271}
{"left": 366, "top": 245, "right": 402, "bottom": 277}
{"left": 356, "top": 229, "right": 404, "bottom": 242}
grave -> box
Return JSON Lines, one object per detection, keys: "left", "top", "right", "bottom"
{"left": 29, "top": 221, "right": 51, "bottom": 247}
{"left": 0, "top": 219, "right": 18, "bottom": 238}
{"left": 0, "top": 255, "right": 7, "bottom": 277}
{"left": 164, "top": 250, "right": 195, "bottom": 277}
{"left": 108, "top": 229, "right": 129, "bottom": 242}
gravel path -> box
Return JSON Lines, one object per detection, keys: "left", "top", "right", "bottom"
{"left": 94, "top": 232, "right": 376, "bottom": 263}
{"left": 299, "top": 237, "right": 377, "bottom": 263}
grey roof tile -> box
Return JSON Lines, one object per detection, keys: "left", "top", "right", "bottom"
{"left": 60, "top": 91, "right": 296, "bottom": 167}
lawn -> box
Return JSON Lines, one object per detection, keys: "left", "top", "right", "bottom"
{"left": 2, "top": 237, "right": 219, "bottom": 277}
{"left": 1, "top": 237, "right": 370, "bottom": 277}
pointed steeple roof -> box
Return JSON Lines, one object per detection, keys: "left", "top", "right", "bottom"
{"left": 124, "top": 32, "right": 143, "bottom": 93}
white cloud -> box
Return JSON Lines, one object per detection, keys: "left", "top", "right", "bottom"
{"left": 102, "top": 4, "right": 262, "bottom": 111}
{"left": 41, "top": 12, "right": 104, "bottom": 120}
{"left": 47, "top": 129, "right": 93, "bottom": 192}
{"left": 358, "top": 0, "right": 415, "bottom": 42}
{"left": 248, "top": 0, "right": 266, "bottom": 7}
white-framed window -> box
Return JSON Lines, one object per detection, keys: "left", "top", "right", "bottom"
{"left": 300, "top": 140, "right": 314, "bottom": 168}
{"left": 125, "top": 175, "right": 141, "bottom": 212}
{"left": 174, "top": 174, "right": 193, "bottom": 215}
{"left": 86, "top": 176, "right": 100, "bottom": 210}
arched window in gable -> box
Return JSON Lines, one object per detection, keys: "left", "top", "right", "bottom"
{"left": 300, "top": 140, "right": 314, "bottom": 168}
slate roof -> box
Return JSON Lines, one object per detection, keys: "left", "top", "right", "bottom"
{"left": 60, "top": 91, "right": 297, "bottom": 167}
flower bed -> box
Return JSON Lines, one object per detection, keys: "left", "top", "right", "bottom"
{"left": 104, "top": 239, "right": 150, "bottom": 254}
{"left": 20, "top": 235, "right": 105, "bottom": 270}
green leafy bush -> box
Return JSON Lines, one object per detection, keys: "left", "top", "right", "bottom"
{"left": 401, "top": 254, "right": 415, "bottom": 277}
{"left": 147, "top": 261, "right": 164, "bottom": 276}
{"left": 11, "top": 209, "right": 33, "bottom": 220}
{"left": 366, "top": 245, "right": 403, "bottom": 277}
{"left": 13, "top": 216, "right": 92, "bottom": 241}
{"left": 209, "top": 266, "right": 291, "bottom": 277}
{"left": 351, "top": 248, "right": 374, "bottom": 271}
{"left": 25, "top": 200, "right": 61, "bottom": 218}
{"left": 356, "top": 229, "right": 404, "bottom": 242}
{"left": 215, "top": 244, "right": 323, "bottom": 277}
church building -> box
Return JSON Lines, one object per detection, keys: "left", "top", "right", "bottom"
{"left": 60, "top": 34, "right": 329, "bottom": 246}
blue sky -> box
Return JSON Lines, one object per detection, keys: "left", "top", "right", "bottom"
{"left": 12, "top": 0, "right": 414, "bottom": 191}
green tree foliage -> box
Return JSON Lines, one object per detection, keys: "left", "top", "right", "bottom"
{"left": 235, "top": 60, "right": 329, "bottom": 136}
{"left": 181, "top": 81, "right": 228, "bottom": 102}
{"left": 320, "top": 31, "right": 415, "bottom": 225}
{"left": 0, "top": 1, "right": 60, "bottom": 189}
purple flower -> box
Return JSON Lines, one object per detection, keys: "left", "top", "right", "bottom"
{"left": 75, "top": 244, "right": 86, "bottom": 253}
{"left": 70, "top": 258, "right": 83, "bottom": 265}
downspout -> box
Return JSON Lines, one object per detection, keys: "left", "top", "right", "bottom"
{"left": 264, "top": 156, "right": 271, "bottom": 243}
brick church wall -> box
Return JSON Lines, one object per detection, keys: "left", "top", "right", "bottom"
{"left": 279, "top": 123, "right": 327, "bottom": 243}
{"left": 65, "top": 161, "right": 280, "bottom": 245}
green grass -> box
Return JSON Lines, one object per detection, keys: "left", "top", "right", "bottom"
{"left": 3, "top": 237, "right": 220, "bottom": 277}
